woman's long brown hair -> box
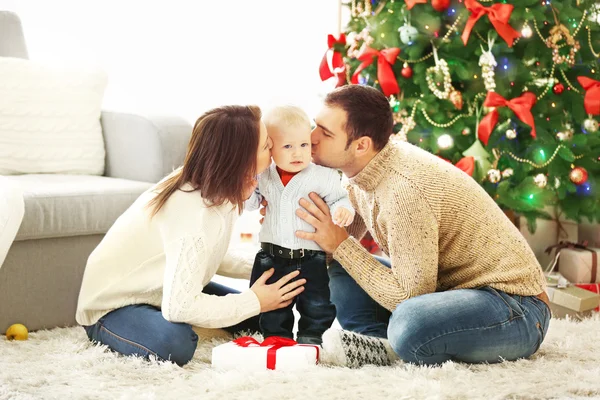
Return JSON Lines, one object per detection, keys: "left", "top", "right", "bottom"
{"left": 147, "top": 105, "right": 261, "bottom": 217}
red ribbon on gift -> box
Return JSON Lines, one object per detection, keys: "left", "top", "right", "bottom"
{"left": 577, "top": 76, "right": 600, "bottom": 116}
{"left": 319, "top": 34, "right": 346, "bottom": 83}
{"left": 478, "top": 92, "right": 537, "bottom": 146}
{"left": 575, "top": 283, "right": 600, "bottom": 311}
{"left": 351, "top": 47, "right": 401, "bottom": 97}
{"left": 462, "top": 0, "right": 520, "bottom": 47}
{"left": 404, "top": 0, "right": 427, "bottom": 9}
{"left": 545, "top": 241, "right": 598, "bottom": 282}
{"left": 233, "top": 336, "right": 319, "bottom": 370}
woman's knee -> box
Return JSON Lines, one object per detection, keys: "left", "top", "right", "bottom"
{"left": 153, "top": 324, "right": 198, "bottom": 366}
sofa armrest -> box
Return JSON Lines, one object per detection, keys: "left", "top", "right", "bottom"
{"left": 101, "top": 111, "right": 192, "bottom": 183}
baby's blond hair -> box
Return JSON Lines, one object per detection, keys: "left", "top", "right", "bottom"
{"left": 263, "top": 105, "right": 311, "bottom": 130}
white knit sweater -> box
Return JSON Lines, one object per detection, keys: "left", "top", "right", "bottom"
{"left": 246, "top": 162, "right": 354, "bottom": 251}
{"left": 76, "top": 182, "right": 260, "bottom": 328}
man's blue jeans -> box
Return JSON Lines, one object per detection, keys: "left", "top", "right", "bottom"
{"left": 82, "top": 281, "right": 260, "bottom": 366}
{"left": 328, "top": 257, "right": 551, "bottom": 365}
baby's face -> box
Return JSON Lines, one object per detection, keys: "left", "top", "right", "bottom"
{"left": 269, "top": 124, "right": 312, "bottom": 173}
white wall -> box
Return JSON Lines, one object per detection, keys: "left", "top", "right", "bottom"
{"left": 2, "top": 0, "right": 342, "bottom": 123}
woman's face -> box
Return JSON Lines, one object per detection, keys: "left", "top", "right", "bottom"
{"left": 244, "top": 121, "right": 272, "bottom": 199}
{"left": 256, "top": 121, "right": 273, "bottom": 175}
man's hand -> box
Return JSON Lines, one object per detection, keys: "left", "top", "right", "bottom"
{"left": 259, "top": 199, "right": 268, "bottom": 224}
{"left": 295, "top": 192, "right": 350, "bottom": 253}
{"left": 333, "top": 207, "right": 354, "bottom": 227}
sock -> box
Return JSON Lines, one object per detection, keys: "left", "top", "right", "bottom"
{"left": 320, "top": 328, "right": 398, "bottom": 368}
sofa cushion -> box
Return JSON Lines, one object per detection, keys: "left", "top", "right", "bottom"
{"left": 7, "top": 175, "right": 152, "bottom": 241}
{"left": 0, "top": 57, "right": 107, "bottom": 175}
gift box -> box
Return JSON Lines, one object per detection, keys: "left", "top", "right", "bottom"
{"left": 546, "top": 286, "right": 600, "bottom": 319}
{"left": 517, "top": 207, "right": 578, "bottom": 269}
{"left": 211, "top": 336, "right": 319, "bottom": 371}
{"left": 574, "top": 283, "right": 600, "bottom": 312}
{"left": 555, "top": 244, "right": 599, "bottom": 283}
{"left": 579, "top": 223, "right": 600, "bottom": 248}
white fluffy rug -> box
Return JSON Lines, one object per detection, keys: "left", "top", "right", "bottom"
{"left": 1, "top": 315, "right": 599, "bottom": 400}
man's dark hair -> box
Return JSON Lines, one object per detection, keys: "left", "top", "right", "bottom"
{"left": 324, "top": 85, "right": 393, "bottom": 151}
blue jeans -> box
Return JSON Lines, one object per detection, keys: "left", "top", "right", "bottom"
{"left": 249, "top": 249, "right": 336, "bottom": 345}
{"left": 328, "top": 257, "right": 551, "bottom": 365}
{"left": 83, "top": 281, "right": 260, "bottom": 366}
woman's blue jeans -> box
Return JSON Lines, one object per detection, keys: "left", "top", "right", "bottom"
{"left": 328, "top": 257, "right": 551, "bottom": 366}
{"left": 83, "top": 281, "right": 260, "bottom": 366}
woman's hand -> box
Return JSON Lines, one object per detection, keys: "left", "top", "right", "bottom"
{"left": 259, "top": 198, "right": 268, "bottom": 224}
{"left": 250, "top": 268, "right": 306, "bottom": 313}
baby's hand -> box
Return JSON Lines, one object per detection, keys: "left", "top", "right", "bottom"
{"left": 332, "top": 207, "right": 354, "bottom": 227}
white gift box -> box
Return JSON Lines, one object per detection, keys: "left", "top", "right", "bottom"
{"left": 211, "top": 337, "right": 320, "bottom": 371}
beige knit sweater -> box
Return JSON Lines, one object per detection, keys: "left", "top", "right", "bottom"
{"left": 333, "top": 141, "right": 547, "bottom": 312}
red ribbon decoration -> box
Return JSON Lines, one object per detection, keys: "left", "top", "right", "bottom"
{"left": 319, "top": 34, "right": 346, "bottom": 82}
{"left": 404, "top": 0, "right": 427, "bottom": 9}
{"left": 462, "top": 0, "right": 520, "bottom": 47}
{"left": 577, "top": 76, "right": 600, "bottom": 116}
{"left": 439, "top": 156, "right": 475, "bottom": 177}
{"left": 351, "top": 47, "right": 401, "bottom": 97}
{"left": 455, "top": 156, "right": 475, "bottom": 177}
{"left": 233, "top": 336, "right": 319, "bottom": 370}
{"left": 477, "top": 92, "right": 537, "bottom": 146}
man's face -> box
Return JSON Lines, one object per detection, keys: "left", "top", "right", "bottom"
{"left": 311, "top": 105, "right": 355, "bottom": 170}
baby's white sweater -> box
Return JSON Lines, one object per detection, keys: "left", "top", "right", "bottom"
{"left": 246, "top": 163, "right": 354, "bottom": 251}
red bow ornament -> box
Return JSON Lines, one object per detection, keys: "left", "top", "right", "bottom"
{"left": 351, "top": 47, "right": 401, "bottom": 97}
{"left": 577, "top": 76, "right": 600, "bottom": 116}
{"left": 233, "top": 336, "right": 319, "bottom": 370}
{"left": 404, "top": 0, "right": 427, "bottom": 9}
{"left": 478, "top": 92, "right": 537, "bottom": 146}
{"left": 319, "top": 34, "right": 347, "bottom": 85}
{"left": 462, "top": 0, "right": 520, "bottom": 48}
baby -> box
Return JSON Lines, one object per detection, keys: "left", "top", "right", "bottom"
{"left": 246, "top": 105, "right": 355, "bottom": 345}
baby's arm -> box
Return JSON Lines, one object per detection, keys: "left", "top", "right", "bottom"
{"left": 320, "top": 168, "right": 355, "bottom": 227}
{"left": 244, "top": 188, "right": 264, "bottom": 212}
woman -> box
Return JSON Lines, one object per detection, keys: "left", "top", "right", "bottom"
{"left": 76, "top": 105, "right": 306, "bottom": 366}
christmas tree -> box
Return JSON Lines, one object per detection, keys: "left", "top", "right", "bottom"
{"left": 320, "top": 0, "right": 600, "bottom": 229}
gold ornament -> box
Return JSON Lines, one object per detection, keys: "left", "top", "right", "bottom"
{"left": 487, "top": 169, "right": 502, "bottom": 183}
{"left": 506, "top": 129, "right": 517, "bottom": 140}
{"left": 545, "top": 24, "right": 581, "bottom": 67}
{"left": 583, "top": 117, "right": 599, "bottom": 133}
{"left": 534, "top": 173, "right": 548, "bottom": 188}
{"left": 502, "top": 168, "right": 514, "bottom": 179}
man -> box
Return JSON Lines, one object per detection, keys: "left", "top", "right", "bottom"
{"left": 294, "top": 85, "right": 550, "bottom": 367}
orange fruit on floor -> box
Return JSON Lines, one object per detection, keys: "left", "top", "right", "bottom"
{"left": 6, "top": 323, "right": 28, "bottom": 341}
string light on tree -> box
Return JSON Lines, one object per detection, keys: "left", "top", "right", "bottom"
{"left": 437, "top": 134, "right": 454, "bottom": 150}
{"left": 570, "top": 167, "right": 589, "bottom": 185}
{"left": 534, "top": 173, "right": 548, "bottom": 188}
